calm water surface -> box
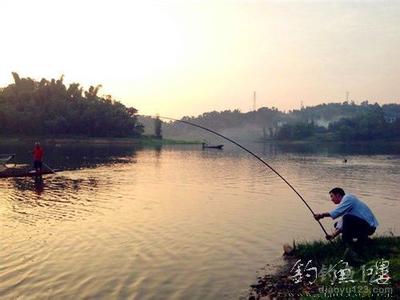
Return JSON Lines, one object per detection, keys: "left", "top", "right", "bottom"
{"left": 1, "top": 142, "right": 399, "bottom": 299}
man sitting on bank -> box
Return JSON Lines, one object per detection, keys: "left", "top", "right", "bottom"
{"left": 314, "top": 187, "right": 378, "bottom": 245}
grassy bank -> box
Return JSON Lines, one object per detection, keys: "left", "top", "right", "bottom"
{"left": 249, "top": 235, "right": 399, "bottom": 299}
{"left": 0, "top": 135, "right": 200, "bottom": 147}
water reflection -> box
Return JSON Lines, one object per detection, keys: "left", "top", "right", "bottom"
{"left": 0, "top": 142, "right": 138, "bottom": 171}
{"left": 262, "top": 142, "right": 279, "bottom": 157}
{"left": 3, "top": 175, "right": 104, "bottom": 224}
{"left": 34, "top": 176, "right": 44, "bottom": 194}
{"left": 154, "top": 144, "right": 162, "bottom": 158}
{"left": 10, "top": 176, "right": 94, "bottom": 194}
{"left": 0, "top": 142, "right": 399, "bottom": 300}
{"left": 266, "top": 141, "right": 400, "bottom": 155}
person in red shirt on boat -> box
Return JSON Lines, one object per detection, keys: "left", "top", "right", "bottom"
{"left": 32, "top": 142, "right": 44, "bottom": 173}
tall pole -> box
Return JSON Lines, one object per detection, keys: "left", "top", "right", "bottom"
{"left": 253, "top": 91, "right": 256, "bottom": 111}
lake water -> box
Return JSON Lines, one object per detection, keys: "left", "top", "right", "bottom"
{"left": 1, "top": 142, "right": 399, "bottom": 299}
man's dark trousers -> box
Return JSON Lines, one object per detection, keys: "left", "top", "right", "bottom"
{"left": 342, "top": 214, "right": 375, "bottom": 244}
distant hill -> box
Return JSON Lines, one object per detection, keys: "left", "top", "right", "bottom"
{"left": 155, "top": 102, "right": 400, "bottom": 142}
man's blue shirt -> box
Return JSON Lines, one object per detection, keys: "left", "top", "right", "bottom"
{"left": 329, "top": 194, "right": 379, "bottom": 229}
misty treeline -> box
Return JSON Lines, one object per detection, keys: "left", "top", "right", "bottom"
{"left": 147, "top": 102, "right": 400, "bottom": 142}
{"left": 277, "top": 102, "right": 400, "bottom": 141}
{"left": 0, "top": 73, "right": 144, "bottom": 137}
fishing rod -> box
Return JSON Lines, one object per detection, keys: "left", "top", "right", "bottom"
{"left": 43, "top": 162, "right": 56, "bottom": 174}
{"left": 141, "top": 115, "right": 330, "bottom": 237}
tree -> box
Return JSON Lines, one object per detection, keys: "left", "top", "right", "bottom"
{"left": 154, "top": 116, "right": 162, "bottom": 139}
{"left": 0, "top": 73, "right": 143, "bottom": 137}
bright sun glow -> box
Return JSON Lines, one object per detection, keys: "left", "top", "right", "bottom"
{"left": 1, "top": 0, "right": 399, "bottom": 118}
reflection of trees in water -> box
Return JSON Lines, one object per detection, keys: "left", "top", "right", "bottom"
{"left": 0, "top": 143, "right": 139, "bottom": 171}
{"left": 58, "top": 145, "right": 138, "bottom": 170}
{"left": 265, "top": 142, "right": 400, "bottom": 156}
{"left": 34, "top": 176, "right": 44, "bottom": 194}
{"left": 262, "top": 143, "right": 279, "bottom": 157}
{"left": 11, "top": 176, "right": 97, "bottom": 194}
{"left": 8, "top": 176, "right": 102, "bottom": 224}
{"left": 4, "top": 143, "right": 148, "bottom": 225}
{"left": 154, "top": 145, "right": 162, "bottom": 160}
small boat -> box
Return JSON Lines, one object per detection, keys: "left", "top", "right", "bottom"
{"left": 0, "top": 154, "right": 57, "bottom": 178}
{"left": 202, "top": 143, "right": 224, "bottom": 150}
{"left": 0, "top": 168, "right": 56, "bottom": 178}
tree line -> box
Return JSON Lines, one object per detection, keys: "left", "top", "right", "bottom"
{"left": 1, "top": 73, "right": 399, "bottom": 142}
{"left": 161, "top": 102, "right": 400, "bottom": 142}
{"left": 275, "top": 103, "right": 400, "bottom": 141}
{"left": 0, "top": 73, "right": 143, "bottom": 137}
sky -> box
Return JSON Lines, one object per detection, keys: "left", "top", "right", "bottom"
{"left": 1, "top": 0, "right": 399, "bottom": 118}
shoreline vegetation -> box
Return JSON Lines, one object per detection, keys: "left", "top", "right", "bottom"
{"left": 0, "top": 135, "right": 200, "bottom": 147}
{"left": 2, "top": 135, "right": 400, "bottom": 152}
{"left": 2, "top": 74, "right": 400, "bottom": 144}
{"left": 0, "top": 73, "right": 144, "bottom": 138}
{"left": 2, "top": 135, "right": 399, "bottom": 147}
{"left": 248, "top": 235, "right": 400, "bottom": 299}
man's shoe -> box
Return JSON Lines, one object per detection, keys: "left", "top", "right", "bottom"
{"left": 343, "top": 247, "right": 363, "bottom": 264}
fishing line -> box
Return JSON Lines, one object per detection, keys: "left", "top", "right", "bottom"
{"left": 141, "top": 115, "right": 330, "bottom": 237}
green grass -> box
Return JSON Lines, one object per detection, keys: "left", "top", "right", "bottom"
{"left": 293, "top": 236, "right": 400, "bottom": 299}
{"left": 295, "top": 236, "right": 399, "bottom": 265}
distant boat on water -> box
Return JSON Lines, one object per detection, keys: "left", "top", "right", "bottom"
{"left": 202, "top": 143, "right": 224, "bottom": 150}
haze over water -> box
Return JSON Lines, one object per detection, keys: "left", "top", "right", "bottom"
{"left": 1, "top": 143, "right": 399, "bottom": 299}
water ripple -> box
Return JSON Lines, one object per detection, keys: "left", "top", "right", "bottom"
{"left": 0, "top": 146, "right": 399, "bottom": 299}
